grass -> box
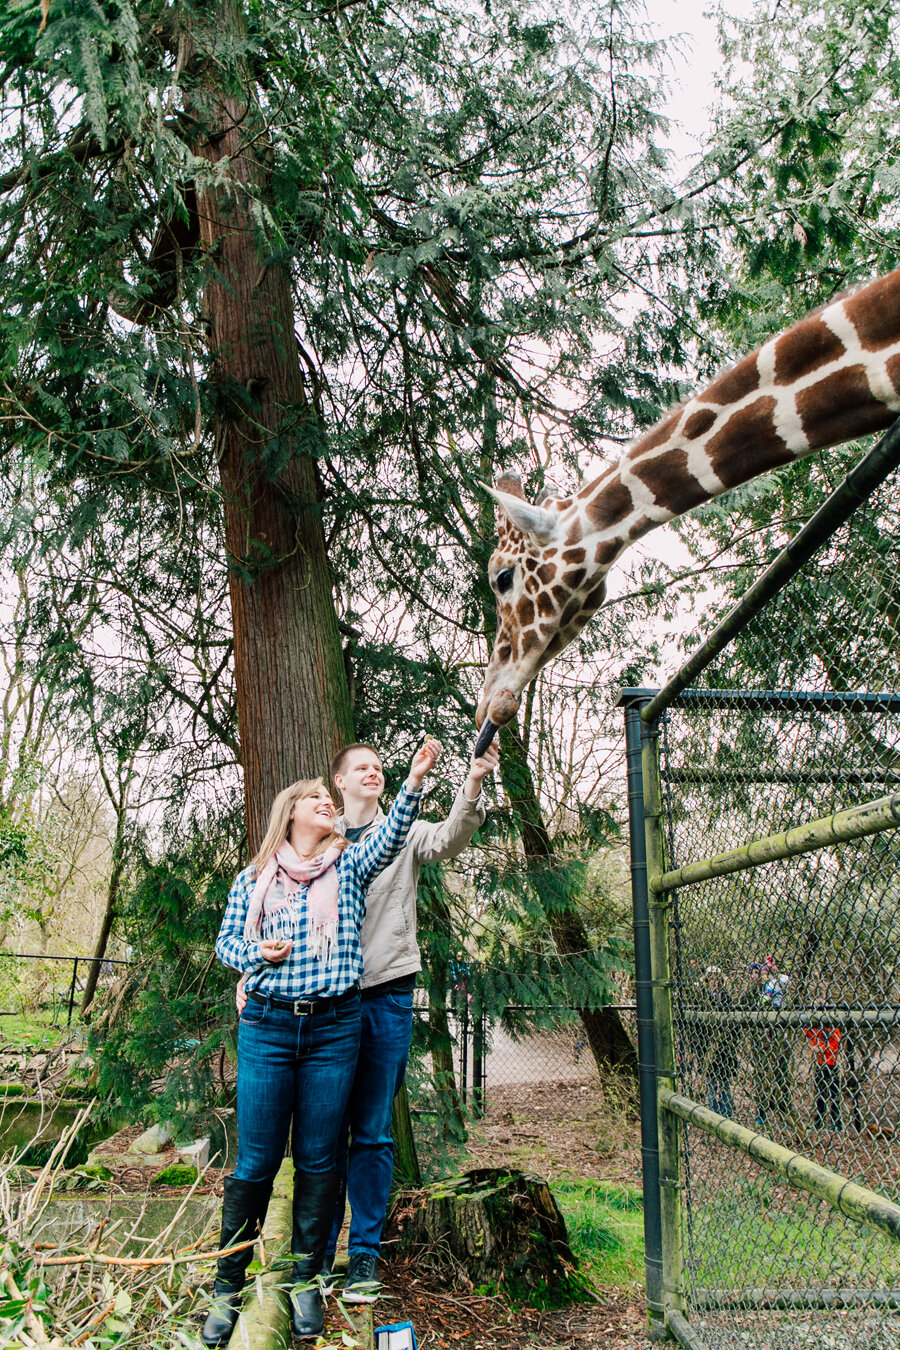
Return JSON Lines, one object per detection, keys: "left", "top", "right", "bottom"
{"left": 691, "top": 1180, "right": 900, "bottom": 1290}
{"left": 553, "top": 1177, "right": 645, "bottom": 1291}
{"left": 0, "top": 1008, "right": 76, "bottom": 1050}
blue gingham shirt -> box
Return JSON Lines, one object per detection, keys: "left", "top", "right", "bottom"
{"left": 215, "top": 784, "right": 422, "bottom": 1000}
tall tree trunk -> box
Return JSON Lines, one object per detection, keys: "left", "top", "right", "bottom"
{"left": 80, "top": 811, "right": 127, "bottom": 1017}
{"left": 189, "top": 1, "right": 353, "bottom": 850}
{"left": 499, "top": 724, "right": 638, "bottom": 1078}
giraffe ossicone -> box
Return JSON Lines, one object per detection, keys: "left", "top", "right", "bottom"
{"left": 475, "top": 269, "right": 900, "bottom": 735}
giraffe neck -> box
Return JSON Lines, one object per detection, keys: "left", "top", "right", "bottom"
{"left": 572, "top": 270, "right": 900, "bottom": 560}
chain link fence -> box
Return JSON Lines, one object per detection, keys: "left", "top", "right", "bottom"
{"left": 621, "top": 422, "right": 900, "bottom": 1348}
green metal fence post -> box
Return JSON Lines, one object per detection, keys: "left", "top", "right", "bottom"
{"left": 622, "top": 698, "right": 665, "bottom": 1332}
{"left": 642, "top": 710, "right": 686, "bottom": 1327}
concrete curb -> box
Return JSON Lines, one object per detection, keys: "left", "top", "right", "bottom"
{"left": 227, "top": 1158, "right": 293, "bottom": 1350}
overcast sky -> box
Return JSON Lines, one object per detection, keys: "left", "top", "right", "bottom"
{"left": 650, "top": 0, "right": 758, "bottom": 165}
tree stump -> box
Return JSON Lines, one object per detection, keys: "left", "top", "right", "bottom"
{"left": 386, "top": 1168, "right": 577, "bottom": 1303}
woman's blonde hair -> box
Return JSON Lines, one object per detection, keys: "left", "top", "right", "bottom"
{"left": 254, "top": 778, "right": 347, "bottom": 870}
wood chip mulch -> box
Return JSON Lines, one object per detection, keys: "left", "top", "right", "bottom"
{"left": 321, "top": 1258, "right": 654, "bottom": 1350}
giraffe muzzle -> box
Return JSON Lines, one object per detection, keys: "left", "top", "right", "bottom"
{"left": 474, "top": 689, "right": 521, "bottom": 755}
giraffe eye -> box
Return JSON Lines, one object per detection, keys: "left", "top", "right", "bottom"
{"left": 493, "top": 567, "right": 515, "bottom": 595}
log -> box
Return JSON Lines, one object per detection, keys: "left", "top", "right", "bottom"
{"left": 386, "top": 1168, "right": 577, "bottom": 1302}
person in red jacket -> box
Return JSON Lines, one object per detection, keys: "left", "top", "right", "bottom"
{"left": 803, "top": 1023, "right": 843, "bottom": 1131}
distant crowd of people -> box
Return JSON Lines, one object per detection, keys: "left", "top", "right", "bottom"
{"left": 686, "top": 956, "right": 848, "bottom": 1134}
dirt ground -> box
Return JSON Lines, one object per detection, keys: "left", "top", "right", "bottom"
{"left": 352, "top": 1076, "right": 652, "bottom": 1350}
{"left": 463, "top": 1079, "right": 643, "bottom": 1187}
{"left": 322, "top": 1266, "right": 653, "bottom": 1350}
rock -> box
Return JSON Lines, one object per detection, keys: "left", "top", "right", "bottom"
{"left": 130, "top": 1122, "right": 172, "bottom": 1155}
{"left": 175, "top": 1136, "right": 210, "bottom": 1170}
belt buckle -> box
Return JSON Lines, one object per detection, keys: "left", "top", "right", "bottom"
{"left": 293, "top": 999, "right": 314, "bottom": 1016}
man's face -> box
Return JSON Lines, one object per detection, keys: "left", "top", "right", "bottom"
{"left": 335, "top": 748, "right": 385, "bottom": 808}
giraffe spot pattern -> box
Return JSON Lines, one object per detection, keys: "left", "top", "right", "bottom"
{"left": 682, "top": 408, "right": 717, "bottom": 440}
{"left": 795, "top": 365, "right": 896, "bottom": 447}
{"left": 634, "top": 409, "right": 682, "bottom": 452}
{"left": 480, "top": 267, "right": 900, "bottom": 714}
{"left": 631, "top": 449, "right": 709, "bottom": 514}
{"left": 583, "top": 580, "right": 607, "bottom": 612}
{"left": 586, "top": 478, "right": 633, "bottom": 530}
{"left": 560, "top": 598, "right": 582, "bottom": 628}
{"left": 885, "top": 353, "right": 900, "bottom": 395}
{"left": 516, "top": 597, "right": 535, "bottom": 627}
{"left": 773, "top": 317, "right": 846, "bottom": 385}
{"left": 843, "top": 270, "right": 900, "bottom": 351}
{"left": 697, "top": 354, "right": 760, "bottom": 406}
{"left": 705, "top": 397, "right": 789, "bottom": 488}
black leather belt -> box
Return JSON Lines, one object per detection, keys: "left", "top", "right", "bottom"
{"left": 248, "top": 985, "right": 359, "bottom": 1016}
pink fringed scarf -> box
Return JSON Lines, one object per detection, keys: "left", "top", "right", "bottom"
{"left": 243, "top": 841, "right": 344, "bottom": 966}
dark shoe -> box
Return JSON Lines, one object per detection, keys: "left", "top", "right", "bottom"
{"left": 290, "top": 1170, "right": 342, "bottom": 1339}
{"left": 343, "top": 1251, "right": 380, "bottom": 1303}
{"left": 290, "top": 1281, "right": 324, "bottom": 1339}
{"left": 201, "top": 1280, "right": 242, "bottom": 1347}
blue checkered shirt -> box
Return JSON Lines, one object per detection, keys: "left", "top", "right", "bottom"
{"left": 215, "top": 784, "right": 422, "bottom": 1000}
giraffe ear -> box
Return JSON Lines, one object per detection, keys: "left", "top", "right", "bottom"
{"left": 479, "top": 482, "right": 559, "bottom": 544}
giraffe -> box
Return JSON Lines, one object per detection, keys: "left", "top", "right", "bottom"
{"left": 474, "top": 268, "right": 900, "bottom": 748}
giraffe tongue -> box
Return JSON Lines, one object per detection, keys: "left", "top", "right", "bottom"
{"left": 474, "top": 719, "right": 498, "bottom": 757}
{"left": 473, "top": 689, "right": 522, "bottom": 756}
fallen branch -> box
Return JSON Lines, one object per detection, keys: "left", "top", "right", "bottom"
{"left": 72, "top": 1300, "right": 115, "bottom": 1345}
{"left": 37, "top": 1237, "right": 255, "bottom": 1270}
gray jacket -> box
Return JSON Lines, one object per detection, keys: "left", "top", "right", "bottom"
{"left": 335, "top": 785, "right": 487, "bottom": 989}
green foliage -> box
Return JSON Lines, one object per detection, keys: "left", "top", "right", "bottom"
{"left": 88, "top": 825, "right": 242, "bottom": 1133}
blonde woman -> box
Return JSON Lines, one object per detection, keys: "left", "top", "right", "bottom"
{"left": 202, "top": 739, "right": 440, "bottom": 1346}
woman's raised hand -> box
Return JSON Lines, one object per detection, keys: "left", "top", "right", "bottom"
{"left": 407, "top": 737, "right": 442, "bottom": 788}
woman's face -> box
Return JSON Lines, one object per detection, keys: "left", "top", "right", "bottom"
{"left": 290, "top": 785, "right": 336, "bottom": 841}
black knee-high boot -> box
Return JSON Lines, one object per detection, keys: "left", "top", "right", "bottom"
{"left": 201, "top": 1176, "right": 273, "bottom": 1347}
{"left": 290, "top": 1170, "right": 342, "bottom": 1340}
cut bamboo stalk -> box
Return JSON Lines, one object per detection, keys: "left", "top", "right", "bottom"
{"left": 650, "top": 792, "right": 900, "bottom": 893}
{"left": 660, "top": 1089, "right": 900, "bottom": 1242}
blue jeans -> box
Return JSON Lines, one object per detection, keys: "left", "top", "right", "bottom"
{"left": 327, "top": 984, "right": 414, "bottom": 1257}
{"left": 706, "top": 1074, "right": 733, "bottom": 1120}
{"left": 233, "top": 991, "right": 362, "bottom": 1183}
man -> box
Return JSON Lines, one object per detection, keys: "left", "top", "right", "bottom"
{"left": 326, "top": 738, "right": 499, "bottom": 1300}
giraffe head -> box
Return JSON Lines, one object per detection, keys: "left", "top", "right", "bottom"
{"left": 475, "top": 473, "right": 615, "bottom": 736}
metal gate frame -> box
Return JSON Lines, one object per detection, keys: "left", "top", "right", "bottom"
{"left": 620, "top": 417, "right": 900, "bottom": 1347}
